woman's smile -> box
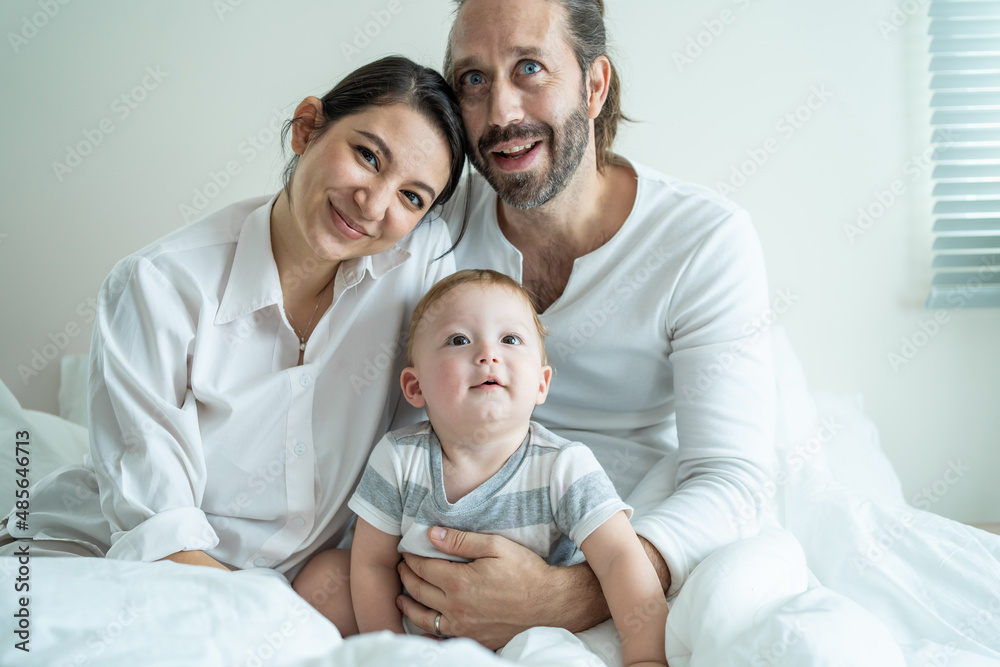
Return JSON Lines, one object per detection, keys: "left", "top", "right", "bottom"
{"left": 329, "top": 200, "right": 369, "bottom": 240}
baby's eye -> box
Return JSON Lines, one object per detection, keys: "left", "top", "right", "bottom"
{"left": 501, "top": 334, "right": 522, "bottom": 345}
{"left": 447, "top": 334, "right": 470, "bottom": 346}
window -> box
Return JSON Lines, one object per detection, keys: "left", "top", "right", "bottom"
{"left": 926, "top": 0, "right": 1000, "bottom": 307}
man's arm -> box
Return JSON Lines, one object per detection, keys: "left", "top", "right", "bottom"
{"left": 639, "top": 535, "right": 672, "bottom": 593}
{"left": 396, "top": 526, "right": 672, "bottom": 648}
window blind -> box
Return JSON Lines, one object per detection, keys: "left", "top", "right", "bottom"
{"left": 927, "top": 0, "right": 1000, "bottom": 308}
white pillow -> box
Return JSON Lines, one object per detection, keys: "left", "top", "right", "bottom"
{"left": 0, "top": 380, "right": 90, "bottom": 516}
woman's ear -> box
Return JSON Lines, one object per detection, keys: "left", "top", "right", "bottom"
{"left": 291, "top": 96, "right": 324, "bottom": 155}
{"left": 401, "top": 367, "right": 426, "bottom": 408}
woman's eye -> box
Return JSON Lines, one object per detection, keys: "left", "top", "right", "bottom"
{"left": 447, "top": 334, "right": 470, "bottom": 346}
{"left": 403, "top": 191, "right": 425, "bottom": 209}
{"left": 520, "top": 61, "right": 541, "bottom": 75}
{"left": 357, "top": 146, "right": 378, "bottom": 168}
{"left": 501, "top": 334, "right": 522, "bottom": 345}
{"left": 461, "top": 72, "right": 485, "bottom": 86}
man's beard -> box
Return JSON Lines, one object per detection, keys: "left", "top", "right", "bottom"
{"left": 469, "top": 96, "right": 591, "bottom": 210}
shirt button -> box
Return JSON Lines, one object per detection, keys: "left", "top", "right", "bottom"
{"left": 253, "top": 557, "right": 267, "bottom": 567}
{"left": 294, "top": 443, "right": 307, "bottom": 456}
{"left": 292, "top": 517, "right": 305, "bottom": 527}
{"left": 299, "top": 374, "right": 312, "bottom": 387}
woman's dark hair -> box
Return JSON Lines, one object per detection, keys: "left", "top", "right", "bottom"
{"left": 280, "top": 55, "right": 467, "bottom": 211}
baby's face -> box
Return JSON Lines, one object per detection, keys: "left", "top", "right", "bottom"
{"left": 403, "top": 282, "right": 551, "bottom": 440}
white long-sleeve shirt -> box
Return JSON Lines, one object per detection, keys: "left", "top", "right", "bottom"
{"left": 441, "top": 162, "right": 776, "bottom": 594}
{"left": 9, "top": 194, "right": 454, "bottom": 574}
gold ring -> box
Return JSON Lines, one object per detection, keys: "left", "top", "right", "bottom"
{"left": 434, "top": 612, "right": 443, "bottom": 635}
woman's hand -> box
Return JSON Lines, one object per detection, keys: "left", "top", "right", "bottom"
{"left": 396, "top": 527, "right": 610, "bottom": 650}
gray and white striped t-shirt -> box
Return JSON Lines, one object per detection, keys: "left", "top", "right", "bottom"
{"left": 348, "top": 420, "right": 631, "bottom": 566}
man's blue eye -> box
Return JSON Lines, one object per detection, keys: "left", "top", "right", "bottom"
{"left": 521, "top": 61, "right": 541, "bottom": 75}
{"left": 448, "top": 334, "right": 470, "bottom": 346}
{"left": 463, "top": 72, "right": 485, "bottom": 86}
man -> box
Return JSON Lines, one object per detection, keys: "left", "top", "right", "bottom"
{"left": 394, "top": 0, "right": 776, "bottom": 650}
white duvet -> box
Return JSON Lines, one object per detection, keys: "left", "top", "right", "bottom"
{"left": 1, "top": 329, "right": 998, "bottom": 666}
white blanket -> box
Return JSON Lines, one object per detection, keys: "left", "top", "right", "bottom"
{"left": 1, "top": 329, "right": 999, "bottom": 666}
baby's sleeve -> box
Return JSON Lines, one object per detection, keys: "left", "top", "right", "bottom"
{"left": 550, "top": 443, "right": 633, "bottom": 547}
{"left": 348, "top": 435, "right": 404, "bottom": 536}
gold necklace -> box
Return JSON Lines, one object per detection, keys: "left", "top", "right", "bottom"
{"left": 285, "top": 283, "right": 327, "bottom": 352}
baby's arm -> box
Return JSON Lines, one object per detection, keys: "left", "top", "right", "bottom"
{"left": 580, "top": 511, "right": 669, "bottom": 667}
{"left": 351, "top": 517, "right": 406, "bottom": 634}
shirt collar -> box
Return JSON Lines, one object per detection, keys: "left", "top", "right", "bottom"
{"left": 215, "top": 194, "right": 414, "bottom": 324}
{"left": 215, "top": 195, "right": 284, "bottom": 325}
{"left": 338, "top": 244, "right": 412, "bottom": 288}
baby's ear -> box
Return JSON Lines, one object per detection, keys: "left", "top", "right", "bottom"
{"left": 401, "top": 367, "right": 426, "bottom": 408}
{"left": 536, "top": 365, "right": 553, "bottom": 406}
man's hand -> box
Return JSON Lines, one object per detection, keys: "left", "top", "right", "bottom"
{"left": 396, "top": 527, "right": 609, "bottom": 650}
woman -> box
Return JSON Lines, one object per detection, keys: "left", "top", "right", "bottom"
{"left": 1, "top": 56, "right": 465, "bottom": 592}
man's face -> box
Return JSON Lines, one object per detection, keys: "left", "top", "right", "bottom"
{"left": 449, "top": 0, "right": 592, "bottom": 209}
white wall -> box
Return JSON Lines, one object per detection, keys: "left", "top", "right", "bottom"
{"left": 2, "top": 0, "right": 997, "bottom": 523}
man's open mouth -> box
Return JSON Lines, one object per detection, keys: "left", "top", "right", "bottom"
{"left": 493, "top": 141, "right": 540, "bottom": 160}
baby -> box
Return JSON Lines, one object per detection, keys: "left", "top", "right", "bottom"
{"left": 304, "top": 269, "right": 668, "bottom": 666}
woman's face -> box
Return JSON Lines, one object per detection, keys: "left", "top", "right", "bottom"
{"left": 285, "top": 102, "right": 452, "bottom": 264}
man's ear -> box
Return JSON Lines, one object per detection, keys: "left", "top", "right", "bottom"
{"left": 585, "top": 56, "right": 612, "bottom": 121}
{"left": 535, "top": 365, "right": 553, "bottom": 406}
{"left": 290, "top": 96, "right": 324, "bottom": 155}
{"left": 401, "top": 367, "right": 426, "bottom": 408}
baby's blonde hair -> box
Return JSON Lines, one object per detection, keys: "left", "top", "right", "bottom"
{"left": 406, "top": 269, "right": 549, "bottom": 365}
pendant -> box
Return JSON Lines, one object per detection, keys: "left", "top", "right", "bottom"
{"left": 299, "top": 341, "right": 306, "bottom": 352}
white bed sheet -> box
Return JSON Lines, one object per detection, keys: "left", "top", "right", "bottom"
{"left": 1, "top": 327, "right": 998, "bottom": 666}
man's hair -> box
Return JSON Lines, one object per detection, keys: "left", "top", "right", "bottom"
{"left": 406, "top": 269, "right": 549, "bottom": 365}
{"left": 443, "top": 0, "right": 628, "bottom": 172}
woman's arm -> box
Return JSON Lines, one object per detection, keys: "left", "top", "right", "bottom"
{"left": 351, "top": 517, "right": 406, "bottom": 634}
{"left": 90, "top": 256, "right": 219, "bottom": 563}
{"left": 581, "top": 512, "right": 668, "bottom": 667}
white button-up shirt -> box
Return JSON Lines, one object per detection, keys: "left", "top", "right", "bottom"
{"left": 77, "top": 194, "right": 453, "bottom": 573}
